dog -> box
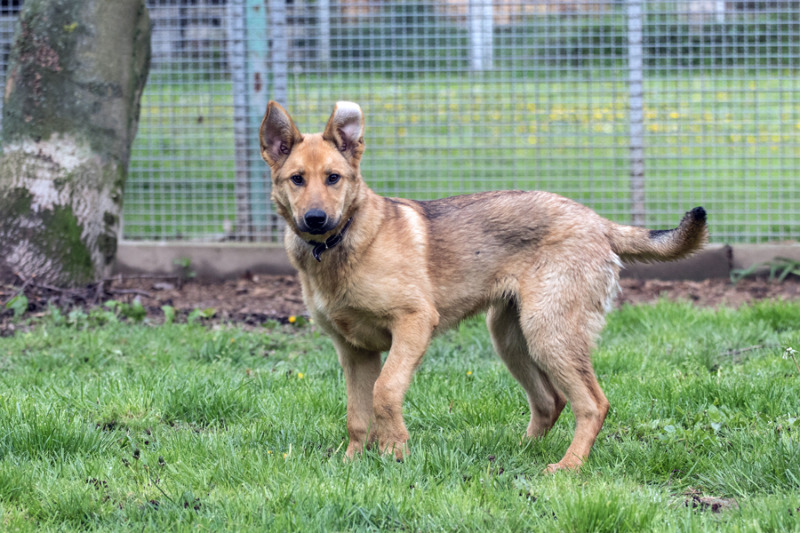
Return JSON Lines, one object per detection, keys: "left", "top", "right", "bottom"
{"left": 259, "top": 100, "right": 707, "bottom": 472}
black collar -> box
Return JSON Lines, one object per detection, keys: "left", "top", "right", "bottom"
{"left": 307, "top": 217, "right": 353, "bottom": 262}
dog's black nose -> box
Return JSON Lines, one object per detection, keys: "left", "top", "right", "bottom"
{"left": 303, "top": 209, "right": 328, "bottom": 232}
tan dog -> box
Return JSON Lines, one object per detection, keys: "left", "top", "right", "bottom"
{"left": 259, "top": 100, "right": 707, "bottom": 472}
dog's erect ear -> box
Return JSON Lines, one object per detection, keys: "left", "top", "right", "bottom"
{"left": 260, "top": 101, "right": 303, "bottom": 168}
{"left": 322, "top": 101, "right": 365, "bottom": 163}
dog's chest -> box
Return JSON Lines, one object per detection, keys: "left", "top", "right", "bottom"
{"left": 329, "top": 309, "right": 392, "bottom": 352}
{"left": 308, "top": 283, "right": 393, "bottom": 352}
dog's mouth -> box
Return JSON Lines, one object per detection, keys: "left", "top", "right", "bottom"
{"left": 296, "top": 215, "right": 340, "bottom": 236}
{"left": 303, "top": 226, "right": 333, "bottom": 236}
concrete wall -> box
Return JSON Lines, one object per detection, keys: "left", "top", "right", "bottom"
{"left": 115, "top": 241, "right": 800, "bottom": 281}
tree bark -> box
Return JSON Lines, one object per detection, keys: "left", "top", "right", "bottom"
{"left": 0, "top": 0, "right": 151, "bottom": 286}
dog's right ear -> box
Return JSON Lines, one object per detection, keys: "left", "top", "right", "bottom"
{"left": 259, "top": 101, "right": 303, "bottom": 168}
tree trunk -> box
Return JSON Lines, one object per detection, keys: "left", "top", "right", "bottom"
{"left": 0, "top": 0, "right": 151, "bottom": 287}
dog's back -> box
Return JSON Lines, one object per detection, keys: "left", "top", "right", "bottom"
{"left": 389, "top": 190, "right": 706, "bottom": 330}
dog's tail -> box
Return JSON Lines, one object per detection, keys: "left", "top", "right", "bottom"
{"left": 608, "top": 207, "right": 708, "bottom": 263}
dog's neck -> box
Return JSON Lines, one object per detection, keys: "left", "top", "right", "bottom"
{"left": 306, "top": 217, "right": 354, "bottom": 262}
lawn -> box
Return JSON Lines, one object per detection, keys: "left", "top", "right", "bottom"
{"left": 1, "top": 300, "right": 799, "bottom": 530}
{"left": 124, "top": 71, "right": 800, "bottom": 242}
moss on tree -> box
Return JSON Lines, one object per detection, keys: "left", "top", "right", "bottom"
{"left": 38, "top": 205, "right": 94, "bottom": 283}
{"left": 0, "top": 187, "right": 93, "bottom": 285}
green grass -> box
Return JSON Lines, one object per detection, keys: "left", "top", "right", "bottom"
{"left": 124, "top": 71, "right": 800, "bottom": 242}
{"left": 1, "top": 300, "right": 799, "bottom": 530}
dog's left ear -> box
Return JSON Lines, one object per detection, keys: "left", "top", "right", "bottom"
{"left": 323, "top": 101, "right": 365, "bottom": 164}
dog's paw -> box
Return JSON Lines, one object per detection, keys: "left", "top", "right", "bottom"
{"left": 345, "top": 438, "right": 374, "bottom": 460}
{"left": 378, "top": 439, "right": 409, "bottom": 461}
{"left": 544, "top": 459, "right": 583, "bottom": 474}
{"left": 344, "top": 445, "right": 361, "bottom": 461}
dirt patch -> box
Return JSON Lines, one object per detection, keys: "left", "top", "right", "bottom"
{"left": 2, "top": 272, "right": 800, "bottom": 333}
{"left": 617, "top": 277, "right": 800, "bottom": 308}
{"left": 110, "top": 273, "right": 307, "bottom": 319}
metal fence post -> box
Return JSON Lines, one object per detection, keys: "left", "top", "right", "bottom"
{"left": 318, "top": 0, "right": 330, "bottom": 71}
{"left": 247, "top": 0, "right": 269, "bottom": 239}
{"left": 714, "top": 0, "right": 725, "bottom": 24}
{"left": 228, "top": 0, "right": 251, "bottom": 239}
{"left": 270, "top": 0, "right": 288, "bottom": 107}
{"left": 0, "top": 10, "right": 15, "bottom": 130}
{"left": 627, "top": 0, "right": 645, "bottom": 227}
{"left": 469, "top": 0, "right": 493, "bottom": 72}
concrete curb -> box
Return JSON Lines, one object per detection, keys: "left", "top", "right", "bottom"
{"left": 115, "top": 241, "right": 800, "bottom": 281}
{"left": 115, "top": 242, "right": 294, "bottom": 279}
{"left": 621, "top": 244, "right": 732, "bottom": 281}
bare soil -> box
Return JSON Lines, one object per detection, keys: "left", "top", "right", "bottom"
{"left": 2, "top": 272, "right": 800, "bottom": 334}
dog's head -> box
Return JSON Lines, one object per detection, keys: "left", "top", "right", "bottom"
{"left": 259, "top": 101, "right": 365, "bottom": 238}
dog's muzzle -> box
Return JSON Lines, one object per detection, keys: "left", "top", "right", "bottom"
{"left": 300, "top": 209, "right": 335, "bottom": 235}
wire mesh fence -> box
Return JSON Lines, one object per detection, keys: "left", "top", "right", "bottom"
{"left": 1, "top": 0, "right": 799, "bottom": 243}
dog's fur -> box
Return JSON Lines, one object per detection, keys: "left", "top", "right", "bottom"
{"left": 259, "top": 101, "right": 708, "bottom": 472}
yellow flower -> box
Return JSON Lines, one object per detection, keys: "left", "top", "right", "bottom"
{"left": 297, "top": 372, "right": 304, "bottom": 380}
{"left": 466, "top": 371, "right": 473, "bottom": 376}
{"left": 288, "top": 315, "right": 296, "bottom": 324}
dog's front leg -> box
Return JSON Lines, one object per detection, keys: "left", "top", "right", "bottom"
{"left": 333, "top": 339, "right": 382, "bottom": 459}
{"left": 372, "top": 311, "right": 438, "bottom": 461}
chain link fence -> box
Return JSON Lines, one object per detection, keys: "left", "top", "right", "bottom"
{"left": 2, "top": 0, "right": 799, "bottom": 243}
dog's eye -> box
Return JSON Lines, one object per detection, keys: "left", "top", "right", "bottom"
{"left": 290, "top": 175, "right": 304, "bottom": 186}
{"left": 327, "top": 173, "right": 341, "bottom": 185}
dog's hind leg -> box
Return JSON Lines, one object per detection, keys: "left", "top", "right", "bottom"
{"left": 332, "top": 338, "right": 382, "bottom": 459}
{"left": 517, "top": 261, "right": 615, "bottom": 473}
{"left": 487, "top": 302, "right": 566, "bottom": 438}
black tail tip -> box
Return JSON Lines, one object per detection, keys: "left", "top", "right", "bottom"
{"left": 687, "top": 206, "right": 706, "bottom": 224}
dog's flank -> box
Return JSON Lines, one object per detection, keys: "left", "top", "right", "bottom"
{"left": 259, "top": 100, "right": 708, "bottom": 473}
